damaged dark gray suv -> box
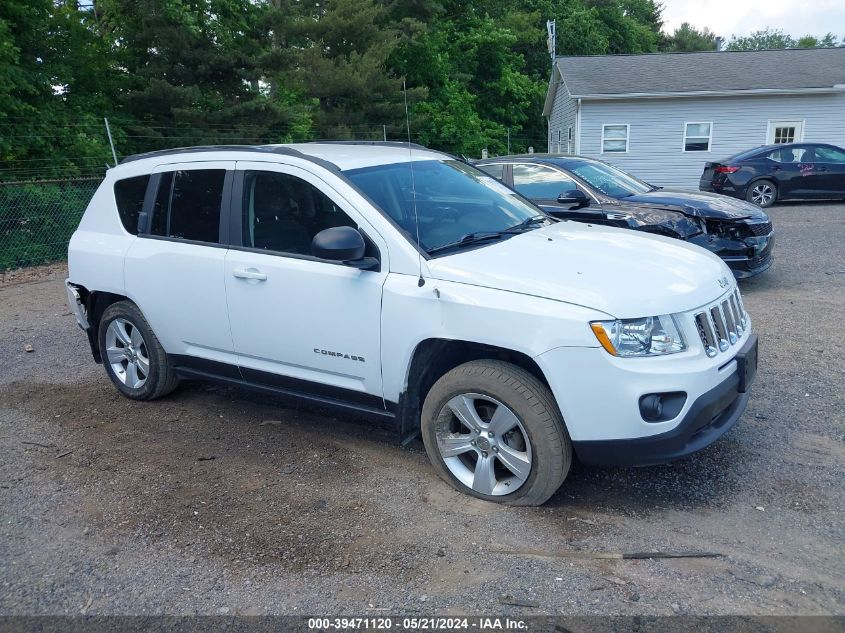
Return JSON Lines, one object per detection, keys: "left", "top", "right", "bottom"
{"left": 476, "top": 155, "right": 774, "bottom": 278}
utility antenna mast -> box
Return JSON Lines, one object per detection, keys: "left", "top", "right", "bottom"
{"left": 546, "top": 19, "right": 556, "bottom": 65}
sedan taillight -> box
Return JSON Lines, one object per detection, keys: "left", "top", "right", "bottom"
{"left": 714, "top": 165, "right": 740, "bottom": 174}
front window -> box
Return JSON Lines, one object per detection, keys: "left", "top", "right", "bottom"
{"left": 814, "top": 146, "right": 845, "bottom": 163}
{"left": 241, "top": 170, "right": 356, "bottom": 256}
{"left": 602, "top": 124, "right": 629, "bottom": 153}
{"left": 344, "top": 160, "right": 543, "bottom": 254}
{"left": 566, "top": 160, "right": 652, "bottom": 199}
{"left": 684, "top": 122, "right": 712, "bottom": 152}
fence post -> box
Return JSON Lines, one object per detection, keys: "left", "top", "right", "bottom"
{"left": 104, "top": 118, "right": 118, "bottom": 167}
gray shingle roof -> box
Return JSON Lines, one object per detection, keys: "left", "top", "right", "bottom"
{"left": 555, "top": 48, "right": 845, "bottom": 97}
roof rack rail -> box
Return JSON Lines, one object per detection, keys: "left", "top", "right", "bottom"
{"left": 309, "top": 140, "right": 431, "bottom": 151}
{"left": 119, "top": 144, "right": 308, "bottom": 165}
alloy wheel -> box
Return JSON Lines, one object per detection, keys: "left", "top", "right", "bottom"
{"left": 434, "top": 393, "right": 533, "bottom": 496}
{"left": 105, "top": 318, "right": 149, "bottom": 389}
{"left": 750, "top": 183, "right": 774, "bottom": 206}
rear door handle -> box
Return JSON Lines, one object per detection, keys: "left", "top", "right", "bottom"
{"left": 232, "top": 268, "right": 267, "bottom": 281}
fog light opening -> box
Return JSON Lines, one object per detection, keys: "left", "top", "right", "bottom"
{"left": 639, "top": 392, "right": 687, "bottom": 423}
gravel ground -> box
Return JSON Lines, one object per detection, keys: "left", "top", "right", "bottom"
{"left": 0, "top": 202, "right": 843, "bottom": 617}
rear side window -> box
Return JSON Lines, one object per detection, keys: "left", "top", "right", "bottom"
{"left": 113, "top": 175, "right": 150, "bottom": 234}
{"left": 768, "top": 147, "right": 812, "bottom": 163}
{"left": 150, "top": 170, "right": 225, "bottom": 243}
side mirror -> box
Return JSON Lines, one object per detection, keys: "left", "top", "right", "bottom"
{"left": 311, "top": 226, "right": 378, "bottom": 270}
{"left": 557, "top": 189, "right": 589, "bottom": 205}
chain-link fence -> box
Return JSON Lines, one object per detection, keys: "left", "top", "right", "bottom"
{"left": 0, "top": 178, "right": 101, "bottom": 271}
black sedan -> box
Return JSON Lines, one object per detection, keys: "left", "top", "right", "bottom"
{"left": 700, "top": 142, "right": 845, "bottom": 208}
{"left": 475, "top": 154, "right": 774, "bottom": 278}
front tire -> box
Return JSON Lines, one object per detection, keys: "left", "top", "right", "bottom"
{"left": 747, "top": 179, "right": 777, "bottom": 208}
{"left": 98, "top": 301, "right": 179, "bottom": 400}
{"left": 421, "top": 360, "right": 571, "bottom": 506}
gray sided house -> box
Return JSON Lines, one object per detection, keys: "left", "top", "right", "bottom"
{"left": 543, "top": 48, "right": 845, "bottom": 188}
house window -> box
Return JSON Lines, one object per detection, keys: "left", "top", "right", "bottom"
{"left": 602, "top": 124, "right": 629, "bottom": 153}
{"left": 767, "top": 120, "right": 804, "bottom": 144}
{"left": 684, "top": 122, "right": 712, "bottom": 152}
{"left": 567, "top": 126, "right": 573, "bottom": 154}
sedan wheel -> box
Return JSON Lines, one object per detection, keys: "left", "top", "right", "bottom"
{"left": 435, "top": 393, "right": 533, "bottom": 496}
{"left": 748, "top": 180, "right": 777, "bottom": 208}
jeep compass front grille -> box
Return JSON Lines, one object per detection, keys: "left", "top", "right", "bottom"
{"left": 694, "top": 289, "right": 747, "bottom": 358}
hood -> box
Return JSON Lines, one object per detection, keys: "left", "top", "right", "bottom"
{"left": 622, "top": 188, "right": 768, "bottom": 221}
{"left": 427, "top": 221, "right": 732, "bottom": 319}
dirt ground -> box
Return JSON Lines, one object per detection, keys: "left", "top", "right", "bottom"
{"left": 1, "top": 203, "right": 843, "bottom": 616}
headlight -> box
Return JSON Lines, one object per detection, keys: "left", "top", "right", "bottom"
{"left": 590, "top": 315, "right": 687, "bottom": 357}
{"left": 627, "top": 209, "right": 703, "bottom": 238}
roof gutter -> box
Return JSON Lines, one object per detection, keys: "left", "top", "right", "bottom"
{"left": 570, "top": 86, "right": 845, "bottom": 100}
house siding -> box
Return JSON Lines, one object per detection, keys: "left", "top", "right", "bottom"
{"left": 574, "top": 92, "right": 845, "bottom": 188}
{"left": 548, "top": 82, "right": 577, "bottom": 154}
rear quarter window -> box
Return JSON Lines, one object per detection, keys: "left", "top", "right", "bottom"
{"left": 113, "top": 175, "right": 150, "bottom": 234}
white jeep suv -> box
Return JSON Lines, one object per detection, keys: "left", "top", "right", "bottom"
{"left": 66, "top": 142, "right": 758, "bottom": 506}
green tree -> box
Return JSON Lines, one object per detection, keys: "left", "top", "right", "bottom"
{"left": 796, "top": 33, "right": 839, "bottom": 48}
{"left": 96, "top": 0, "right": 303, "bottom": 153}
{"left": 662, "top": 22, "right": 719, "bottom": 52}
{"left": 0, "top": 0, "right": 115, "bottom": 178}
{"left": 726, "top": 28, "right": 795, "bottom": 50}
{"left": 295, "top": 0, "right": 418, "bottom": 138}
{"left": 726, "top": 27, "right": 839, "bottom": 51}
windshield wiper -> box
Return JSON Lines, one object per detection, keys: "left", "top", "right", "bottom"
{"left": 427, "top": 216, "right": 549, "bottom": 255}
{"left": 502, "top": 215, "right": 550, "bottom": 233}
{"left": 427, "top": 231, "right": 506, "bottom": 255}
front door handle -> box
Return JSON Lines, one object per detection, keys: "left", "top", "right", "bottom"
{"left": 232, "top": 268, "right": 267, "bottom": 281}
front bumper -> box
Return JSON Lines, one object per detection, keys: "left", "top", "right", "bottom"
{"left": 721, "top": 234, "right": 775, "bottom": 279}
{"left": 689, "top": 233, "right": 774, "bottom": 279}
{"left": 573, "top": 337, "right": 754, "bottom": 466}
{"left": 535, "top": 314, "right": 757, "bottom": 465}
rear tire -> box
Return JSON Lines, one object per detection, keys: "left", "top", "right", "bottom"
{"left": 746, "top": 179, "right": 777, "bottom": 208}
{"left": 421, "top": 360, "right": 571, "bottom": 506}
{"left": 98, "top": 301, "right": 179, "bottom": 401}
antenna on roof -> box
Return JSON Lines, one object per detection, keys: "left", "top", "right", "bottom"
{"left": 403, "top": 79, "right": 425, "bottom": 288}
{"left": 546, "top": 20, "right": 556, "bottom": 64}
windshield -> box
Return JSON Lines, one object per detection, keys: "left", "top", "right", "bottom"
{"left": 344, "top": 159, "right": 544, "bottom": 254}
{"left": 566, "top": 161, "right": 652, "bottom": 198}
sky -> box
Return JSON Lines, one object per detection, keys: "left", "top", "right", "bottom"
{"left": 660, "top": 0, "right": 845, "bottom": 39}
